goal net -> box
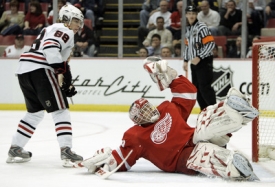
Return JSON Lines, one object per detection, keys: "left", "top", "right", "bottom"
{"left": 252, "top": 37, "right": 275, "bottom": 162}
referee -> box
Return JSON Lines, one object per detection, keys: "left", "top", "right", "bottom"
{"left": 183, "top": 5, "right": 216, "bottom": 111}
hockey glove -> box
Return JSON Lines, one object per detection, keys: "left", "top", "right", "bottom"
{"left": 61, "top": 63, "right": 72, "bottom": 91}
{"left": 81, "top": 147, "right": 117, "bottom": 174}
{"left": 143, "top": 56, "right": 177, "bottom": 91}
{"left": 65, "top": 86, "right": 77, "bottom": 97}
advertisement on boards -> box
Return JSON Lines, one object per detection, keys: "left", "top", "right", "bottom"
{"left": 0, "top": 59, "right": 257, "bottom": 110}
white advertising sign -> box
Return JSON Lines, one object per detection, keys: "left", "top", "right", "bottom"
{"left": 0, "top": 58, "right": 253, "bottom": 110}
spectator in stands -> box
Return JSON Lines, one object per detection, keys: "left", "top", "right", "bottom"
{"left": 170, "top": 0, "right": 191, "bottom": 12}
{"left": 72, "top": 24, "right": 96, "bottom": 57}
{"left": 0, "top": 0, "right": 4, "bottom": 18}
{"left": 88, "top": 0, "right": 105, "bottom": 23}
{"left": 70, "top": 0, "right": 96, "bottom": 29}
{"left": 139, "top": 0, "right": 160, "bottom": 27}
{"left": 142, "top": 16, "right": 172, "bottom": 49}
{"left": 194, "top": 0, "right": 219, "bottom": 12}
{"left": 219, "top": 0, "right": 228, "bottom": 15}
{"left": 212, "top": 44, "right": 220, "bottom": 58}
{"left": 47, "top": 0, "right": 67, "bottom": 25}
{"left": 147, "top": 0, "right": 171, "bottom": 30}
{"left": 146, "top": 33, "right": 162, "bottom": 56}
{"left": 246, "top": 35, "right": 260, "bottom": 58}
{"left": 227, "top": 36, "right": 243, "bottom": 58}
{"left": 6, "top": 0, "right": 51, "bottom": 14}
{"left": 197, "top": 0, "right": 220, "bottom": 36}
{"left": 218, "top": 0, "right": 242, "bottom": 36}
{"left": 173, "top": 43, "right": 181, "bottom": 57}
{"left": 238, "top": 0, "right": 265, "bottom": 36}
{"left": 2, "top": 34, "right": 31, "bottom": 57}
{"left": 138, "top": 0, "right": 171, "bottom": 48}
{"left": 138, "top": 47, "right": 149, "bottom": 57}
{"left": 167, "top": 0, "right": 183, "bottom": 46}
{"left": 23, "top": 0, "right": 46, "bottom": 35}
{"left": 264, "top": 0, "right": 275, "bottom": 27}
{"left": 160, "top": 46, "right": 172, "bottom": 57}
{"left": 0, "top": 0, "right": 24, "bottom": 35}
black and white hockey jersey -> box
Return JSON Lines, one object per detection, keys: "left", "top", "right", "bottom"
{"left": 16, "top": 23, "right": 74, "bottom": 75}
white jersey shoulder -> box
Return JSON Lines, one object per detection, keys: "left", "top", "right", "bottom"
{"left": 39, "top": 23, "right": 74, "bottom": 54}
{"left": 16, "top": 23, "right": 74, "bottom": 75}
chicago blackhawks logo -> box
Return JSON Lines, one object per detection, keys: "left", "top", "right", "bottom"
{"left": 150, "top": 113, "right": 172, "bottom": 144}
{"left": 212, "top": 67, "right": 234, "bottom": 100}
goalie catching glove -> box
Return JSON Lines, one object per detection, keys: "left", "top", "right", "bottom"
{"left": 143, "top": 56, "right": 178, "bottom": 91}
{"left": 81, "top": 147, "right": 117, "bottom": 173}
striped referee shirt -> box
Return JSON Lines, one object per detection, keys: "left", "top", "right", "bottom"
{"left": 184, "top": 20, "right": 215, "bottom": 62}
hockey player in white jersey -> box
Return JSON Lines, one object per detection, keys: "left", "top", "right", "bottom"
{"left": 6, "top": 4, "right": 84, "bottom": 167}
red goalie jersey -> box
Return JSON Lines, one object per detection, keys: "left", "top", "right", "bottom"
{"left": 111, "top": 75, "right": 198, "bottom": 175}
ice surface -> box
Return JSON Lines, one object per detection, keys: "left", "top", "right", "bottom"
{"left": 1, "top": 111, "right": 275, "bottom": 187}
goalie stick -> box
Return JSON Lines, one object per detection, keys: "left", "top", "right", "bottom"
{"left": 73, "top": 149, "right": 133, "bottom": 179}
{"left": 95, "top": 149, "right": 133, "bottom": 179}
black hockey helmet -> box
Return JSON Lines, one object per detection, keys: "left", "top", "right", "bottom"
{"left": 185, "top": 5, "right": 198, "bottom": 12}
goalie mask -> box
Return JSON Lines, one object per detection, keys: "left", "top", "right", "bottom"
{"left": 129, "top": 98, "right": 160, "bottom": 125}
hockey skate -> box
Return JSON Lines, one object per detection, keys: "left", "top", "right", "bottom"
{"left": 6, "top": 145, "right": 32, "bottom": 163}
{"left": 61, "top": 147, "right": 83, "bottom": 167}
{"left": 232, "top": 153, "right": 260, "bottom": 181}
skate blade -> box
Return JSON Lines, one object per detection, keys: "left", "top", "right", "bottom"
{"left": 6, "top": 156, "right": 31, "bottom": 163}
{"left": 62, "top": 159, "right": 82, "bottom": 168}
{"left": 233, "top": 153, "right": 260, "bottom": 181}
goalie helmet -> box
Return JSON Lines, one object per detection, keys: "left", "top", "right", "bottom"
{"left": 59, "top": 4, "right": 84, "bottom": 28}
{"left": 129, "top": 98, "right": 160, "bottom": 125}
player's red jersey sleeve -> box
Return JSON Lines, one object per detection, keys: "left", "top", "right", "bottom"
{"left": 170, "top": 75, "right": 197, "bottom": 121}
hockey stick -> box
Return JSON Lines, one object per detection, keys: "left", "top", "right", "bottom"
{"left": 95, "top": 149, "right": 133, "bottom": 179}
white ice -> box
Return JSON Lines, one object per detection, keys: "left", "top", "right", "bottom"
{"left": 1, "top": 111, "right": 275, "bottom": 187}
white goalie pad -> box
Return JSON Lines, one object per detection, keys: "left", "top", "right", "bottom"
{"left": 186, "top": 142, "right": 241, "bottom": 179}
{"left": 193, "top": 87, "right": 259, "bottom": 145}
{"left": 187, "top": 142, "right": 259, "bottom": 181}
{"left": 81, "top": 147, "right": 117, "bottom": 173}
{"left": 143, "top": 56, "right": 177, "bottom": 91}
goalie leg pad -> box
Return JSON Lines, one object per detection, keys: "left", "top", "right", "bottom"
{"left": 186, "top": 142, "right": 242, "bottom": 179}
{"left": 193, "top": 101, "right": 243, "bottom": 144}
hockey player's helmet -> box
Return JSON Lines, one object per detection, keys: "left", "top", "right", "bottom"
{"left": 185, "top": 5, "right": 198, "bottom": 12}
{"left": 59, "top": 4, "right": 84, "bottom": 28}
{"left": 129, "top": 98, "right": 160, "bottom": 125}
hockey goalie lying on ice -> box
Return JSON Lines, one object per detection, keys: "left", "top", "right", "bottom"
{"left": 78, "top": 57, "right": 260, "bottom": 181}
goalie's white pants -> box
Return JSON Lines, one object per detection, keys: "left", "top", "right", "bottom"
{"left": 193, "top": 88, "right": 258, "bottom": 146}
{"left": 187, "top": 142, "right": 241, "bottom": 179}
